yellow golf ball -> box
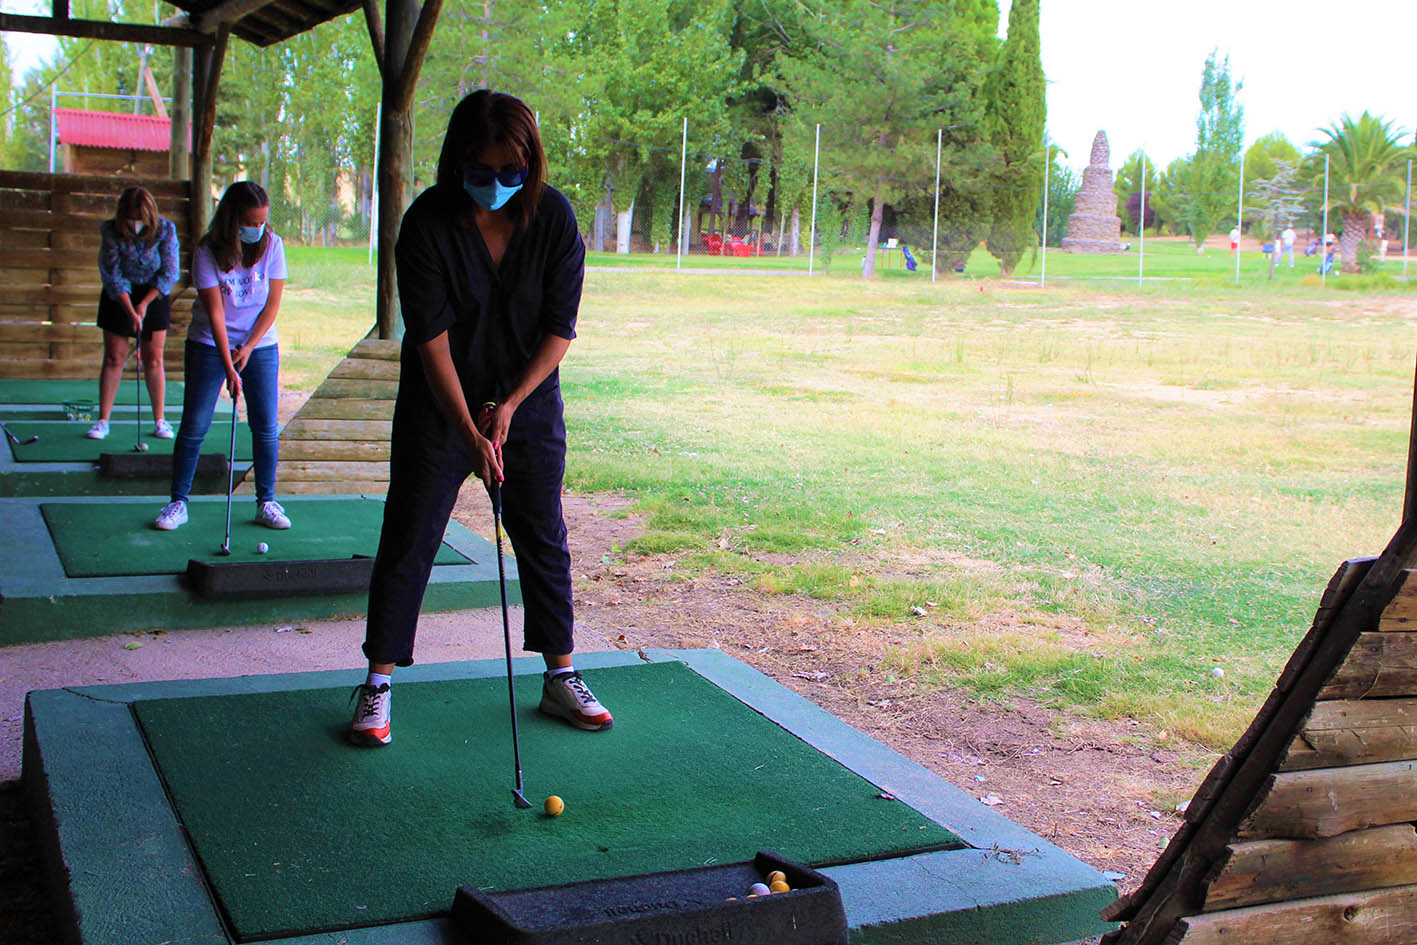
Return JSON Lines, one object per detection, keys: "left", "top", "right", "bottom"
{"left": 766, "top": 870, "right": 787, "bottom": 885}
{"left": 769, "top": 880, "right": 790, "bottom": 894}
{"left": 544, "top": 795, "right": 565, "bottom": 817}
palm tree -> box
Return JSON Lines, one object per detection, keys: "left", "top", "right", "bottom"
{"left": 1311, "top": 113, "right": 1412, "bottom": 273}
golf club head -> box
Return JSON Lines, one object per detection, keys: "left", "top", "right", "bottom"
{"left": 216, "top": 545, "right": 232, "bottom": 557}
{"left": 21, "top": 435, "right": 38, "bottom": 445}
{"left": 512, "top": 790, "right": 532, "bottom": 810}
{"left": 134, "top": 443, "right": 149, "bottom": 452}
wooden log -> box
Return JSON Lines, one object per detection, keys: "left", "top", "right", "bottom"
{"left": 278, "top": 441, "right": 391, "bottom": 462}
{"left": 291, "top": 399, "right": 395, "bottom": 421}
{"left": 329, "top": 357, "right": 400, "bottom": 382}
{"left": 280, "top": 418, "right": 393, "bottom": 441}
{"left": 0, "top": 14, "right": 211, "bottom": 47}
{"left": 4, "top": 248, "right": 99, "bottom": 269}
{"left": 349, "top": 335, "right": 400, "bottom": 360}
{"left": 277, "top": 480, "right": 389, "bottom": 496}
{"left": 308, "top": 377, "right": 400, "bottom": 400}
{"left": 275, "top": 460, "right": 390, "bottom": 481}
{"left": 1174, "top": 882, "right": 1417, "bottom": 945}
{"left": 1239, "top": 760, "right": 1417, "bottom": 840}
{"left": 1379, "top": 570, "right": 1417, "bottom": 631}
{"left": 0, "top": 322, "right": 94, "bottom": 342}
{"left": 1319, "top": 633, "right": 1417, "bottom": 700}
{"left": 1202, "top": 825, "right": 1417, "bottom": 912}
{"left": 1281, "top": 698, "right": 1417, "bottom": 771}
{"left": 0, "top": 171, "right": 189, "bottom": 198}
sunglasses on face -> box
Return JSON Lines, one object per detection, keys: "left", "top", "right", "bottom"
{"left": 465, "top": 165, "right": 529, "bottom": 188}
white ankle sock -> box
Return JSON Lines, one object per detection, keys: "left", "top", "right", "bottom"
{"left": 367, "top": 672, "right": 391, "bottom": 689}
{"left": 549, "top": 666, "right": 575, "bottom": 678}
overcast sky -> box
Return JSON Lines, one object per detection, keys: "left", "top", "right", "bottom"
{"left": 7, "top": 0, "right": 1414, "bottom": 173}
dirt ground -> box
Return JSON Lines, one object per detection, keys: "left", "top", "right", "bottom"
{"left": 0, "top": 485, "right": 1213, "bottom": 944}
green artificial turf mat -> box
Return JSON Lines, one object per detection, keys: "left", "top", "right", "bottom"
{"left": 5, "top": 419, "right": 248, "bottom": 463}
{"left": 133, "top": 661, "right": 964, "bottom": 941}
{"left": 41, "top": 497, "right": 467, "bottom": 577}
{"left": 0, "top": 378, "right": 187, "bottom": 405}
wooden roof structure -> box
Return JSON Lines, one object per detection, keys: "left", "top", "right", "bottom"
{"left": 0, "top": 0, "right": 441, "bottom": 339}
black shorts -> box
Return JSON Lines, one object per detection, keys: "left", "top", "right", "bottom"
{"left": 96, "top": 285, "right": 171, "bottom": 340}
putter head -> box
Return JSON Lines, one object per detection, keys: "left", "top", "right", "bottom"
{"left": 22, "top": 435, "right": 38, "bottom": 445}
{"left": 512, "top": 790, "right": 532, "bottom": 810}
{"left": 134, "top": 443, "right": 149, "bottom": 452}
{"left": 216, "top": 545, "right": 232, "bottom": 557}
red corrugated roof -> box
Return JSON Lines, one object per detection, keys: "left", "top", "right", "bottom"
{"left": 55, "top": 108, "right": 178, "bottom": 152}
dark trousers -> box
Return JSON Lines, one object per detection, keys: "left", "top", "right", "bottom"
{"left": 363, "top": 385, "right": 574, "bottom": 666}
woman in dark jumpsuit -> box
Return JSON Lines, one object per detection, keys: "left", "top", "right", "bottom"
{"left": 350, "top": 90, "right": 612, "bottom": 746}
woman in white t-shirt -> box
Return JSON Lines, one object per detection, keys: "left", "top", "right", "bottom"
{"left": 154, "top": 181, "right": 291, "bottom": 531}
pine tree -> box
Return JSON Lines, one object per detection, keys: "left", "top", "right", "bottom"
{"left": 983, "top": 0, "right": 1044, "bottom": 275}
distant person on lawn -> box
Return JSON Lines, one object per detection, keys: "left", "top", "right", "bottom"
{"left": 1281, "top": 226, "right": 1296, "bottom": 268}
{"left": 348, "top": 90, "right": 612, "bottom": 747}
{"left": 153, "top": 181, "right": 291, "bottom": 533}
{"left": 88, "top": 186, "right": 180, "bottom": 441}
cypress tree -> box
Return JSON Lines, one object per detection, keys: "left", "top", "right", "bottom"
{"left": 983, "top": 0, "right": 1045, "bottom": 276}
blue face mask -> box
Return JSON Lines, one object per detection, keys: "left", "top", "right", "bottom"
{"left": 463, "top": 178, "right": 523, "bottom": 211}
{"left": 239, "top": 223, "right": 266, "bottom": 244}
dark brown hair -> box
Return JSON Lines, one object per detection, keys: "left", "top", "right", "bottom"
{"left": 435, "top": 90, "right": 546, "bottom": 227}
{"left": 202, "top": 180, "right": 272, "bottom": 271}
{"left": 113, "top": 186, "right": 159, "bottom": 248}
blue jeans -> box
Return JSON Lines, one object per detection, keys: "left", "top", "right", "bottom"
{"left": 171, "top": 340, "right": 280, "bottom": 504}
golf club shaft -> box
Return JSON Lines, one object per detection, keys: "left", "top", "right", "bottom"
{"left": 493, "top": 480, "right": 528, "bottom": 798}
{"left": 0, "top": 422, "right": 37, "bottom": 447}
{"left": 223, "top": 393, "right": 237, "bottom": 552}
{"left": 135, "top": 348, "right": 142, "bottom": 445}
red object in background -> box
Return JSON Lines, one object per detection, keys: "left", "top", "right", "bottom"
{"left": 54, "top": 108, "right": 177, "bottom": 151}
{"left": 701, "top": 233, "right": 724, "bottom": 255}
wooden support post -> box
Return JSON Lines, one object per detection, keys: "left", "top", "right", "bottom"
{"left": 170, "top": 46, "right": 191, "bottom": 181}
{"left": 0, "top": 12, "right": 211, "bottom": 46}
{"left": 189, "top": 24, "right": 229, "bottom": 243}
{"left": 374, "top": 0, "right": 440, "bottom": 340}
{"left": 362, "top": 0, "right": 385, "bottom": 78}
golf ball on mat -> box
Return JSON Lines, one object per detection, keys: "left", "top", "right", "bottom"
{"left": 256, "top": 542, "right": 269, "bottom": 554}
{"left": 544, "top": 795, "right": 564, "bottom": 817}
{"left": 766, "top": 870, "right": 787, "bottom": 885}
{"left": 769, "top": 880, "right": 790, "bottom": 894}
{"left": 748, "top": 883, "right": 771, "bottom": 897}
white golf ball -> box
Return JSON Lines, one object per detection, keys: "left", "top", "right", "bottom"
{"left": 256, "top": 542, "right": 269, "bottom": 554}
{"left": 1211, "top": 667, "right": 1224, "bottom": 678}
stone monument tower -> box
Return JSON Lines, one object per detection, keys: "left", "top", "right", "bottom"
{"left": 1062, "top": 131, "right": 1123, "bottom": 254}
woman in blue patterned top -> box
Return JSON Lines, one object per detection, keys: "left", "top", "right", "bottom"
{"left": 88, "top": 185, "right": 181, "bottom": 440}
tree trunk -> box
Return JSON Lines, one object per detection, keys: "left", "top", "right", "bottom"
{"left": 1340, "top": 211, "right": 1366, "bottom": 274}
{"left": 863, "top": 182, "right": 885, "bottom": 279}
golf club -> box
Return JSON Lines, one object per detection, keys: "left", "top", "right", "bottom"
{"left": 216, "top": 391, "right": 237, "bottom": 556}
{"left": 132, "top": 348, "right": 148, "bottom": 453}
{"left": 0, "top": 421, "right": 38, "bottom": 446}
{"left": 493, "top": 477, "right": 532, "bottom": 810}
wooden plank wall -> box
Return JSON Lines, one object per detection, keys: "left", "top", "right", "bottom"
{"left": 0, "top": 169, "right": 192, "bottom": 379}
{"left": 1108, "top": 566, "right": 1417, "bottom": 945}
{"left": 245, "top": 330, "right": 397, "bottom": 496}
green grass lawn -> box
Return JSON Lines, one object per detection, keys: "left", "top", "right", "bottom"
{"left": 277, "top": 246, "right": 1417, "bottom": 749}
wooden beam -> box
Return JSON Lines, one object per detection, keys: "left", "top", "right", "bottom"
{"left": 1381, "top": 569, "right": 1417, "bottom": 631}
{"left": 1406, "top": 352, "right": 1417, "bottom": 522}
{"left": 1177, "top": 882, "right": 1417, "bottom": 945}
{"left": 0, "top": 12, "right": 212, "bottom": 46}
{"left": 194, "top": 24, "right": 230, "bottom": 161}
{"left": 190, "top": 0, "right": 277, "bottom": 33}
{"left": 1281, "top": 697, "right": 1417, "bottom": 771}
{"left": 170, "top": 46, "right": 191, "bottom": 181}
{"left": 1239, "top": 760, "right": 1417, "bottom": 840}
{"left": 1319, "top": 632, "right": 1417, "bottom": 700}
{"left": 51, "top": 0, "right": 67, "bottom": 21}
{"left": 361, "top": 0, "right": 385, "bottom": 77}
{"left": 1202, "top": 825, "right": 1417, "bottom": 913}
{"left": 392, "top": 0, "right": 442, "bottom": 113}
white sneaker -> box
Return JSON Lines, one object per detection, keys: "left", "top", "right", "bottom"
{"left": 255, "top": 500, "right": 292, "bottom": 530}
{"left": 85, "top": 420, "right": 109, "bottom": 440}
{"left": 539, "top": 671, "right": 614, "bottom": 731}
{"left": 348, "top": 682, "right": 392, "bottom": 747}
{"left": 153, "top": 418, "right": 175, "bottom": 439}
{"left": 154, "top": 500, "right": 187, "bottom": 530}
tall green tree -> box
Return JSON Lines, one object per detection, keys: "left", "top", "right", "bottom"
{"left": 983, "top": 0, "right": 1044, "bottom": 275}
{"left": 1310, "top": 112, "right": 1412, "bottom": 272}
{"left": 1113, "top": 149, "right": 1158, "bottom": 235}
{"left": 778, "top": 0, "right": 977, "bottom": 278}
{"left": 1183, "top": 49, "right": 1244, "bottom": 252}
{"left": 1035, "top": 144, "right": 1075, "bottom": 248}
{"left": 1243, "top": 131, "right": 1299, "bottom": 192}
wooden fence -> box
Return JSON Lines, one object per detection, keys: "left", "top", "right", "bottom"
{"left": 0, "top": 170, "right": 191, "bottom": 379}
